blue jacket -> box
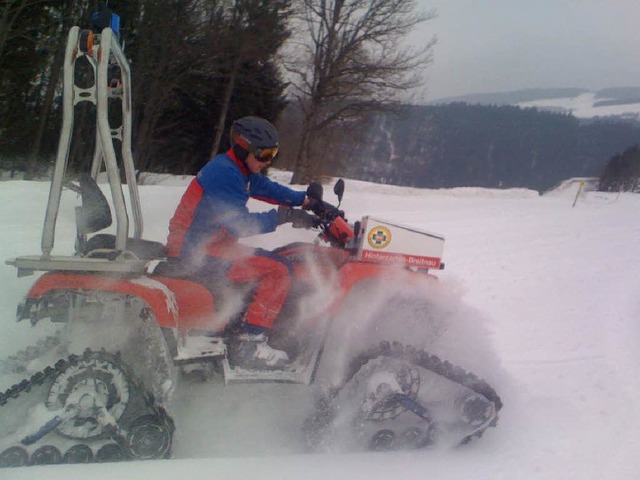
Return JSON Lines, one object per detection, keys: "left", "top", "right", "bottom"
{"left": 166, "top": 151, "right": 306, "bottom": 258}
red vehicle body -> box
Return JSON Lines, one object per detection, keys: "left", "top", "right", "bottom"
{"left": 20, "top": 240, "right": 432, "bottom": 336}
{"left": 14, "top": 178, "right": 442, "bottom": 383}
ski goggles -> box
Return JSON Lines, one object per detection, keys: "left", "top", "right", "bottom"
{"left": 251, "top": 146, "right": 279, "bottom": 163}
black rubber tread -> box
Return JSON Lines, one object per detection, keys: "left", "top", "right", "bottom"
{"left": 0, "top": 348, "right": 175, "bottom": 466}
{"left": 341, "top": 341, "right": 502, "bottom": 410}
{"left": 332, "top": 341, "right": 502, "bottom": 445}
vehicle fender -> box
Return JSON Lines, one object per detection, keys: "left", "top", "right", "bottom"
{"left": 24, "top": 272, "right": 215, "bottom": 330}
{"left": 336, "top": 262, "right": 438, "bottom": 297}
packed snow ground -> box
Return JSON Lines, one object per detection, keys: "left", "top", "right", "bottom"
{"left": 1, "top": 173, "right": 639, "bottom": 479}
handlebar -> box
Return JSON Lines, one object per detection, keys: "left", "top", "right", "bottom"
{"left": 307, "top": 199, "right": 356, "bottom": 248}
{"left": 301, "top": 179, "right": 356, "bottom": 248}
{"left": 309, "top": 199, "right": 345, "bottom": 223}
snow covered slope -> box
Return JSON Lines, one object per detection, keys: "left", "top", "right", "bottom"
{"left": 517, "top": 91, "right": 640, "bottom": 119}
{"left": 1, "top": 175, "right": 639, "bottom": 479}
{"left": 432, "top": 88, "right": 640, "bottom": 120}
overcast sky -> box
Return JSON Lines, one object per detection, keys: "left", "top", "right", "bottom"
{"left": 410, "top": 0, "right": 640, "bottom": 101}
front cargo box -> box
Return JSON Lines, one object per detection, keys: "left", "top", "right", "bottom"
{"left": 355, "top": 216, "right": 445, "bottom": 269}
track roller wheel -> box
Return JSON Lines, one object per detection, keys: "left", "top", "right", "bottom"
{"left": 0, "top": 446, "right": 29, "bottom": 467}
{"left": 400, "top": 427, "right": 425, "bottom": 449}
{"left": 400, "top": 425, "right": 438, "bottom": 449}
{"left": 127, "top": 414, "right": 173, "bottom": 460}
{"left": 96, "top": 443, "right": 126, "bottom": 463}
{"left": 456, "top": 392, "right": 496, "bottom": 428}
{"left": 30, "top": 445, "right": 62, "bottom": 465}
{"left": 369, "top": 429, "right": 396, "bottom": 451}
{"left": 63, "top": 444, "right": 94, "bottom": 463}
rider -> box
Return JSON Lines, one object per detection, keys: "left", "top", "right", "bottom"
{"left": 165, "top": 116, "right": 315, "bottom": 369}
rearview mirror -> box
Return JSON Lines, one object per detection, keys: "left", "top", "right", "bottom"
{"left": 334, "top": 179, "right": 345, "bottom": 203}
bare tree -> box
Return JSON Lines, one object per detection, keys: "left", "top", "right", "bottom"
{"left": 286, "top": 0, "right": 435, "bottom": 184}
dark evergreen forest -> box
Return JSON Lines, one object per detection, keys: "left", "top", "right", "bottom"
{"left": 0, "top": 0, "right": 292, "bottom": 176}
{"left": 599, "top": 144, "right": 640, "bottom": 192}
{"left": 1, "top": 1, "right": 639, "bottom": 191}
{"left": 332, "top": 104, "right": 640, "bottom": 192}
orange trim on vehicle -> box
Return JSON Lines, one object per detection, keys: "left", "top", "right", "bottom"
{"left": 25, "top": 272, "right": 216, "bottom": 331}
{"left": 151, "top": 276, "right": 217, "bottom": 330}
{"left": 327, "top": 262, "right": 438, "bottom": 314}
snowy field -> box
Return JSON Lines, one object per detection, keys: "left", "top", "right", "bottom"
{"left": 0, "top": 172, "right": 639, "bottom": 479}
{"left": 517, "top": 91, "right": 640, "bottom": 119}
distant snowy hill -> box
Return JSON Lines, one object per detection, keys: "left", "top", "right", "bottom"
{"left": 432, "top": 87, "right": 640, "bottom": 121}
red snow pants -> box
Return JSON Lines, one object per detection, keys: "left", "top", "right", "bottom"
{"left": 209, "top": 243, "right": 292, "bottom": 330}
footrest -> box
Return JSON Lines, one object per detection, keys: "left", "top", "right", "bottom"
{"left": 221, "top": 358, "right": 307, "bottom": 384}
{"left": 174, "top": 336, "right": 226, "bottom": 365}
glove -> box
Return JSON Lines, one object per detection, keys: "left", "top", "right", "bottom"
{"left": 302, "top": 196, "right": 321, "bottom": 211}
{"left": 277, "top": 206, "right": 316, "bottom": 229}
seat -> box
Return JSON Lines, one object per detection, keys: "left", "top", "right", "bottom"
{"left": 82, "top": 233, "right": 166, "bottom": 260}
{"left": 75, "top": 173, "right": 166, "bottom": 260}
{"left": 152, "top": 258, "right": 231, "bottom": 292}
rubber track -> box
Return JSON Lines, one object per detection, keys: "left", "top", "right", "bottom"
{"left": 336, "top": 341, "right": 502, "bottom": 441}
{"left": 0, "top": 348, "right": 174, "bottom": 457}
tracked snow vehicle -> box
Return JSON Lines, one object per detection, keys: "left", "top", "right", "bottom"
{"left": 2, "top": 18, "right": 501, "bottom": 468}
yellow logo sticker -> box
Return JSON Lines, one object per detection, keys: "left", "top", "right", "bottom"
{"left": 367, "top": 226, "right": 392, "bottom": 249}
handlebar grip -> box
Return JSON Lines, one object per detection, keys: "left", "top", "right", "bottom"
{"left": 312, "top": 200, "right": 344, "bottom": 221}
{"left": 328, "top": 216, "right": 355, "bottom": 245}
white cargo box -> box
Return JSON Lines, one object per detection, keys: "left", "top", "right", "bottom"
{"left": 355, "top": 216, "right": 445, "bottom": 269}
